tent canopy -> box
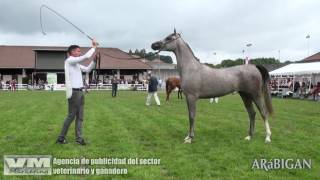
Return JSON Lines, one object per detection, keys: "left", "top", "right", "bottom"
{"left": 269, "top": 62, "right": 320, "bottom": 76}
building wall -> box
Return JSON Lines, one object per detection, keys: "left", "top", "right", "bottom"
{"left": 153, "top": 69, "right": 179, "bottom": 81}
{"left": 36, "top": 51, "right": 66, "bottom": 69}
{"left": 2, "top": 75, "right": 12, "bottom": 82}
{"left": 18, "top": 75, "right": 23, "bottom": 84}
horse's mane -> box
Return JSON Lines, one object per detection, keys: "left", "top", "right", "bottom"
{"left": 185, "top": 42, "right": 200, "bottom": 62}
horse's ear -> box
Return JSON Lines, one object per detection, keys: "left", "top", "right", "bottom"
{"left": 174, "top": 28, "right": 177, "bottom": 35}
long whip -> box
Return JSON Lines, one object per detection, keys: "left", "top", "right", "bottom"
{"left": 40, "top": 4, "right": 93, "bottom": 40}
{"left": 40, "top": 4, "right": 161, "bottom": 60}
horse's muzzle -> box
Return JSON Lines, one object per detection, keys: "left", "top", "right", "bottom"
{"left": 151, "top": 41, "right": 162, "bottom": 50}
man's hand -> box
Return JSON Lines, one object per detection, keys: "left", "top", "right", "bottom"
{"left": 92, "top": 39, "right": 99, "bottom": 48}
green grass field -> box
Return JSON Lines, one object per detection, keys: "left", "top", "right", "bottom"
{"left": 0, "top": 91, "right": 319, "bottom": 179}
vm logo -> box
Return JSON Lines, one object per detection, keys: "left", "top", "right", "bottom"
{"left": 4, "top": 155, "right": 52, "bottom": 175}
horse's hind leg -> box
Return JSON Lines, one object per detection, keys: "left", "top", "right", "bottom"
{"left": 184, "top": 95, "right": 197, "bottom": 143}
{"left": 239, "top": 92, "right": 256, "bottom": 141}
{"left": 253, "top": 95, "right": 272, "bottom": 143}
{"left": 166, "top": 87, "right": 173, "bottom": 101}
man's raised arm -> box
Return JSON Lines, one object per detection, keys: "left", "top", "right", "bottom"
{"left": 66, "top": 39, "right": 99, "bottom": 65}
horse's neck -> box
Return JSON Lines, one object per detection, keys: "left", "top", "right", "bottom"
{"left": 174, "top": 40, "right": 201, "bottom": 76}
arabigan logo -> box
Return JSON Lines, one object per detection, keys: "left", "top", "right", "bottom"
{"left": 252, "top": 159, "right": 312, "bottom": 171}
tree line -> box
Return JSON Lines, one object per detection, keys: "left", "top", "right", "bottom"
{"left": 128, "top": 49, "right": 173, "bottom": 64}
{"left": 127, "top": 49, "right": 297, "bottom": 67}
{"left": 205, "top": 58, "right": 296, "bottom": 68}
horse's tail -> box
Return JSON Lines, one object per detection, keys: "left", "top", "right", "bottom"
{"left": 255, "top": 65, "right": 273, "bottom": 116}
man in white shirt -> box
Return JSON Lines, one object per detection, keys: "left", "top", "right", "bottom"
{"left": 56, "top": 39, "right": 99, "bottom": 145}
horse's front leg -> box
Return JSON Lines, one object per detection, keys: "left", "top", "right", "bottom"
{"left": 166, "top": 87, "right": 173, "bottom": 101}
{"left": 184, "top": 95, "right": 197, "bottom": 143}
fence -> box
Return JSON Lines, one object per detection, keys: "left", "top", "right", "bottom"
{"left": 0, "top": 84, "right": 148, "bottom": 91}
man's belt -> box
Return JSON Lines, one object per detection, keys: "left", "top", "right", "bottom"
{"left": 72, "top": 88, "right": 83, "bottom": 91}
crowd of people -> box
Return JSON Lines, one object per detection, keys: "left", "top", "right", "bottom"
{"left": 89, "top": 76, "right": 144, "bottom": 85}
{"left": 29, "top": 79, "right": 47, "bottom": 90}
{"left": 0, "top": 79, "right": 17, "bottom": 91}
{"left": 270, "top": 78, "right": 320, "bottom": 100}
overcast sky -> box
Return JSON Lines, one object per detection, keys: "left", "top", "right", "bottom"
{"left": 1, "top": 0, "right": 320, "bottom": 64}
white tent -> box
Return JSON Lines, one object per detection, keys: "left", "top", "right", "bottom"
{"left": 270, "top": 62, "right": 320, "bottom": 76}
{"left": 270, "top": 62, "right": 320, "bottom": 97}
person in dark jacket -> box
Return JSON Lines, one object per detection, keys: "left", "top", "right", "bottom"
{"left": 111, "top": 76, "right": 118, "bottom": 97}
{"left": 146, "top": 72, "right": 160, "bottom": 106}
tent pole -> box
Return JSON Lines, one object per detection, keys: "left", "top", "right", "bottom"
{"left": 292, "top": 76, "right": 295, "bottom": 93}
{"left": 309, "top": 76, "right": 312, "bottom": 92}
{"left": 277, "top": 77, "right": 280, "bottom": 93}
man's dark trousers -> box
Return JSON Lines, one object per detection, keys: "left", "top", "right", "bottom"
{"left": 112, "top": 84, "right": 117, "bottom": 97}
{"left": 59, "top": 89, "right": 84, "bottom": 140}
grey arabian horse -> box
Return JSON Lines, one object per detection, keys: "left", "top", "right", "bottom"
{"left": 151, "top": 30, "right": 273, "bottom": 143}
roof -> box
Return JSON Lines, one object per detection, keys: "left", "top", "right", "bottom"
{"left": 81, "top": 48, "right": 151, "bottom": 69}
{"left": 269, "top": 62, "right": 320, "bottom": 76}
{"left": 143, "top": 58, "right": 177, "bottom": 70}
{"left": 0, "top": 46, "right": 36, "bottom": 68}
{"left": 302, "top": 52, "right": 320, "bottom": 62}
{"left": 0, "top": 45, "right": 152, "bottom": 70}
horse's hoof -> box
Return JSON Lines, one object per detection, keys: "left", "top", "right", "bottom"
{"left": 265, "top": 137, "right": 271, "bottom": 143}
{"left": 184, "top": 138, "right": 192, "bottom": 143}
{"left": 244, "top": 136, "right": 251, "bottom": 141}
{"left": 184, "top": 136, "right": 192, "bottom": 143}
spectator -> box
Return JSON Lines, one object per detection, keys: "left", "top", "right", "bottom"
{"left": 111, "top": 76, "right": 118, "bottom": 97}
{"left": 11, "top": 79, "right": 17, "bottom": 91}
{"left": 146, "top": 72, "right": 160, "bottom": 106}
{"left": 0, "top": 79, "right": 3, "bottom": 90}
{"left": 311, "top": 82, "right": 320, "bottom": 100}
{"left": 294, "top": 81, "right": 300, "bottom": 93}
{"left": 300, "top": 82, "right": 307, "bottom": 98}
{"left": 158, "top": 78, "right": 163, "bottom": 89}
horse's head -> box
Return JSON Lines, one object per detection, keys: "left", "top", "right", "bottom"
{"left": 151, "top": 29, "right": 181, "bottom": 52}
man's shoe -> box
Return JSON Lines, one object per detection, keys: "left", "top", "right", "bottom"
{"left": 76, "top": 139, "right": 86, "bottom": 145}
{"left": 56, "top": 137, "right": 67, "bottom": 144}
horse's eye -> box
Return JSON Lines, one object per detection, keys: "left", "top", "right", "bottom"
{"left": 166, "top": 37, "right": 173, "bottom": 41}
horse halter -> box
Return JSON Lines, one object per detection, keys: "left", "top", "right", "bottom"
{"left": 159, "top": 34, "right": 182, "bottom": 50}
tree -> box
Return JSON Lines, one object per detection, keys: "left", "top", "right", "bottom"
{"left": 140, "top": 49, "right": 146, "bottom": 56}
{"left": 214, "top": 57, "right": 285, "bottom": 68}
{"left": 250, "top": 58, "right": 280, "bottom": 65}
{"left": 204, "top": 63, "right": 215, "bottom": 68}
{"left": 218, "top": 59, "right": 242, "bottom": 68}
{"left": 146, "top": 52, "right": 156, "bottom": 60}
{"left": 160, "top": 55, "right": 173, "bottom": 64}
{"left": 128, "top": 49, "right": 174, "bottom": 64}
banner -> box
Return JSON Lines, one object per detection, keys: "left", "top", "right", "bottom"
{"left": 47, "top": 73, "right": 57, "bottom": 84}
